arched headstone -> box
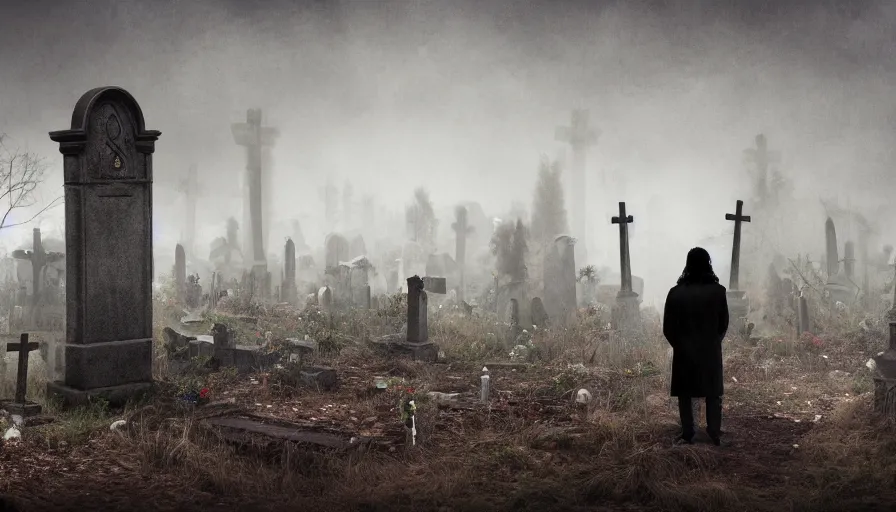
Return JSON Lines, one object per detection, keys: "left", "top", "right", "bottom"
{"left": 47, "top": 86, "right": 160, "bottom": 406}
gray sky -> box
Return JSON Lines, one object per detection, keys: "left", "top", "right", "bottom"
{"left": 0, "top": 0, "right": 894, "bottom": 302}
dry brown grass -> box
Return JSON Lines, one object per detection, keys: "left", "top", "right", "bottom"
{"left": 2, "top": 298, "right": 895, "bottom": 511}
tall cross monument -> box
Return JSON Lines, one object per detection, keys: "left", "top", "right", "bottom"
{"left": 725, "top": 200, "right": 752, "bottom": 334}
{"left": 231, "top": 108, "right": 279, "bottom": 277}
{"left": 611, "top": 202, "right": 639, "bottom": 330}
{"left": 555, "top": 109, "right": 599, "bottom": 265}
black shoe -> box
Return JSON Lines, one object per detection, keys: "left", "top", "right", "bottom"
{"left": 710, "top": 436, "right": 721, "bottom": 446}
{"left": 675, "top": 435, "right": 694, "bottom": 445}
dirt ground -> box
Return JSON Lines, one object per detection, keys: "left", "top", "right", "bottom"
{"left": 1, "top": 300, "right": 894, "bottom": 512}
{"left": 1, "top": 351, "right": 893, "bottom": 512}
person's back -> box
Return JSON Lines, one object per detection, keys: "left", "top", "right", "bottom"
{"left": 663, "top": 247, "right": 729, "bottom": 445}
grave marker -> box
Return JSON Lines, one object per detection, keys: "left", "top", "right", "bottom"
{"left": 231, "top": 108, "right": 279, "bottom": 278}
{"left": 1, "top": 333, "right": 42, "bottom": 417}
{"left": 725, "top": 200, "right": 751, "bottom": 327}
{"left": 611, "top": 202, "right": 639, "bottom": 330}
{"left": 12, "top": 228, "right": 64, "bottom": 325}
{"left": 47, "top": 86, "right": 159, "bottom": 406}
{"left": 283, "top": 238, "right": 297, "bottom": 303}
{"left": 175, "top": 243, "right": 186, "bottom": 302}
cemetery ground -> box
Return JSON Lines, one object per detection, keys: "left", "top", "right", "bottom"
{"left": 1, "top": 298, "right": 895, "bottom": 511}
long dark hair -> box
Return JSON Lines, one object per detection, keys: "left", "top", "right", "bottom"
{"left": 677, "top": 247, "right": 720, "bottom": 285}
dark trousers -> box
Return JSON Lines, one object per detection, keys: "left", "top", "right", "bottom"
{"left": 678, "top": 396, "right": 722, "bottom": 440}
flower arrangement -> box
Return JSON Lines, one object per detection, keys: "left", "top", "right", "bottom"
{"left": 176, "top": 376, "right": 211, "bottom": 405}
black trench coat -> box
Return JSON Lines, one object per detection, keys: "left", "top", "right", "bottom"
{"left": 662, "top": 281, "right": 729, "bottom": 397}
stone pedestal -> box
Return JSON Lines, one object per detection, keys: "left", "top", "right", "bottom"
{"left": 370, "top": 335, "right": 439, "bottom": 362}
{"left": 611, "top": 290, "right": 641, "bottom": 331}
{"left": 872, "top": 321, "right": 896, "bottom": 422}
{"left": 1, "top": 400, "right": 42, "bottom": 418}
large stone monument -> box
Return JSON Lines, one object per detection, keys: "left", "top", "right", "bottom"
{"left": 47, "top": 86, "right": 160, "bottom": 406}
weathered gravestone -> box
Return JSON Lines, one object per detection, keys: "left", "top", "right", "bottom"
{"left": 371, "top": 276, "right": 439, "bottom": 362}
{"left": 797, "top": 291, "right": 811, "bottom": 336}
{"left": 46, "top": 86, "right": 160, "bottom": 406}
{"left": 282, "top": 238, "right": 297, "bottom": 303}
{"left": 174, "top": 243, "right": 186, "bottom": 302}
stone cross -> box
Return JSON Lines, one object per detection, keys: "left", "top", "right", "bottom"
{"left": 12, "top": 228, "right": 64, "bottom": 323}
{"left": 231, "top": 108, "right": 279, "bottom": 276}
{"left": 724, "top": 200, "right": 751, "bottom": 290}
{"left": 451, "top": 205, "right": 473, "bottom": 303}
{"left": 556, "top": 109, "right": 599, "bottom": 265}
{"left": 3, "top": 333, "right": 41, "bottom": 416}
{"left": 611, "top": 202, "right": 635, "bottom": 294}
{"left": 48, "top": 86, "right": 159, "bottom": 406}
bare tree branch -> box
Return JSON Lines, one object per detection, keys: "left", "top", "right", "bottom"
{"left": 0, "top": 135, "right": 52, "bottom": 231}
{"left": 0, "top": 195, "right": 63, "bottom": 230}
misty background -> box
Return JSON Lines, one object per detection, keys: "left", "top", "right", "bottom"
{"left": 0, "top": 0, "right": 894, "bottom": 306}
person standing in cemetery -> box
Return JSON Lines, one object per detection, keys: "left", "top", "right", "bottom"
{"left": 662, "top": 247, "right": 729, "bottom": 446}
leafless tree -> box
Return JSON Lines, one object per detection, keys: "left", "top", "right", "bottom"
{"left": 0, "top": 134, "right": 61, "bottom": 231}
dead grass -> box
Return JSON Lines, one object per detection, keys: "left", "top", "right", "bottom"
{"left": 2, "top": 298, "right": 895, "bottom": 511}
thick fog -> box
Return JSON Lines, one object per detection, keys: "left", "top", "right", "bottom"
{"left": 0, "top": 0, "right": 894, "bottom": 306}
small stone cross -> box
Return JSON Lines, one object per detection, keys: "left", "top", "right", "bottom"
{"left": 3, "top": 333, "right": 42, "bottom": 417}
